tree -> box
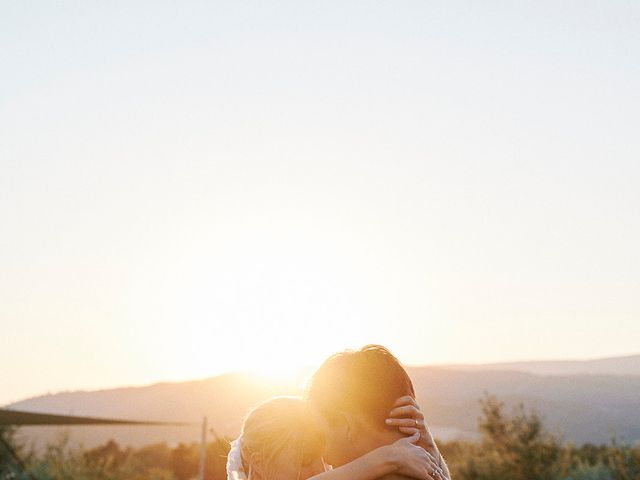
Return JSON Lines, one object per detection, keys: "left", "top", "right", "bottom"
{"left": 456, "top": 395, "right": 561, "bottom": 480}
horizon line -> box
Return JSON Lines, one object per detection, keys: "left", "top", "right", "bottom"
{"left": 4, "top": 350, "right": 638, "bottom": 407}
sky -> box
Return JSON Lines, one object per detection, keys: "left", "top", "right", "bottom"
{"left": 1, "top": 1, "right": 639, "bottom": 406}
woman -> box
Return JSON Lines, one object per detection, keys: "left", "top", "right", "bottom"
{"left": 226, "top": 396, "right": 445, "bottom": 480}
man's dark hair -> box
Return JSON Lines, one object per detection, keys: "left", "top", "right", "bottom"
{"left": 305, "top": 344, "right": 415, "bottom": 426}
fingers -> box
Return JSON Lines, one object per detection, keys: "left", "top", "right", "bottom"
{"left": 425, "top": 451, "right": 439, "bottom": 464}
{"left": 386, "top": 417, "right": 425, "bottom": 428}
{"left": 430, "top": 469, "right": 445, "bottom": 480}
{"left": 389, "top": 405, "right": 425, "bottom": 419}
{"left": 409, "top": 453, "right": 436, "bottom": 480}
{"left": 389, "top": 405, "right": 421, "bottom": 419}
{"left": 425, "top": 453, "right": 447, "bottom": 480}
{"left": 401, "top": 431, "right": 421, "bottom": 444}
{"left": 413, "top": 447, "right": 445, "bottom": 479}
{"left": 387, "top": 405, "right": 428, "bottom": 438}
{"left": 392, "top": 430, "right": 420, "bottom": 445}
{"left": 400, "top": 443, "right": 445, "bottom": 480}
{"left": 393, "top": 395, "right": 419, "bottom": 408}
{"left": 399, "top": 427, "right": 420, "bottom": 436}
{"left": 418, "top": 457, "right": 445, "bottom": 480}
{"left": 433, "top": 466, "right": 447, "bottom": 480}
{"left": 425, "top": 458, "right": 446, "bottom": 480}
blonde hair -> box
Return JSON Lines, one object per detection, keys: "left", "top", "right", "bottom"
{"left": 239, "top": 397, "right": 325, "bottom": 480}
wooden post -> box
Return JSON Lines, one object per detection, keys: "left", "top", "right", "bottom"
{"left": 198, "top": 416, "right": 207, "bottom": 480}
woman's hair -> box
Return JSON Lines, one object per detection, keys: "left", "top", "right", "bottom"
{"left": 239, "top": 396, "right": 325, "bottom": 480}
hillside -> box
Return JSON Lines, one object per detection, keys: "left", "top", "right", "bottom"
{"left": 440, "top": 354, "right": 640, "bottom": 376}
{"left": 6, "top": 359, "right": 640, "bottom": 449}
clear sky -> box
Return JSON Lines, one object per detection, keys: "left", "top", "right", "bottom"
{"left": 1, "top": 1, "right": 639, "bottom": 406}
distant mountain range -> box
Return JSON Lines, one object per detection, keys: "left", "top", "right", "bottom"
{"left": 439, "top": 353, "right": 640, "bottom": 376}
{"left": 6, "top": 354, "right": 640, "bottom": 449}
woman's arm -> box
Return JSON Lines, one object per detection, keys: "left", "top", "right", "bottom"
{"left": 308, "top": 433, "right": 441, "bottom": 480}
{"left": 385, "top": 396, "right": 451, "bottom": 480}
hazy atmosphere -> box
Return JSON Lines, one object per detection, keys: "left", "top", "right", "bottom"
{"left": 2, "top": 1, "right": 639, "bottom": 407}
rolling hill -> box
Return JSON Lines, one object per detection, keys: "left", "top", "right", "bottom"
{"left": 6, "top": 355, "right": 640, "bottom": 449}
{"left": 439, "top": 353, "right": 640, "bottom": 376}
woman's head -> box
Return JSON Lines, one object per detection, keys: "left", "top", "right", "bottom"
{"left": 239, "top": 397, "right": 326, "bottom": 480}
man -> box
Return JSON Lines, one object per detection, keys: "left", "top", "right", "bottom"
{"left": 305, "top": 345, "right": 450, "bottom": 480}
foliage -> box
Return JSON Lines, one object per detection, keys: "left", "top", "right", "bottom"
{"left": 2, "top": 397, "right": 638, "bottom": 480}
{"left": 1, "top": 425, "right": 32, "bottom": 480}
{"left": 441, "top": 395, "right": 640, "bottom": 480}
{"left": 1, "top": 429, "right": 230, "bottom": 480}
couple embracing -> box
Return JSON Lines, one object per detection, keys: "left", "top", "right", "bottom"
{"left": 227, "top": 345, "right": 450, "bottom": 480}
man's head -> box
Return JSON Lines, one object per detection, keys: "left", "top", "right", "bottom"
{"left": 305, "top": 345, "right": 415, "bottom": 467}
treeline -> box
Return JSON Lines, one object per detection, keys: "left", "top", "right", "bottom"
{"left": 440, "top": 397, "right": 640, "bottom": 480}
{"left": 1, "top": 429, "right": 229, "bottom": 480}
{"left": 2, "top": 396, "right": 639, "bottom": 480}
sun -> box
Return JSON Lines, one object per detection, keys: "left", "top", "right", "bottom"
{"left": 247, "top": 360, "right": 308, "bottom": 384}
